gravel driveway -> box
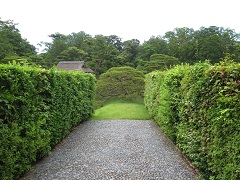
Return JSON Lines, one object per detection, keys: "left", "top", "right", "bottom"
{"left": 21, "top": 120, "right": 198, "bottom": 180}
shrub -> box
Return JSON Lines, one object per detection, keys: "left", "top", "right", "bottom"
{"left": 0, "top": 63, "right": 96, "bottom": 179}
{"left": 95, "top": 66, "right": 145, "bottom": 106}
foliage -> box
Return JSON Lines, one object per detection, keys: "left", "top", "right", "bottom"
{"left": 41, "top": 33, "right": 69, "bottom": 66}
{"left": 144, "top": 65, "right": 188, "bottom": 141}
{"left": 137, "top": 54, "right": 180, "bottom": 73}
{"left": 144, "top": 60, "right": 240, "bottom": 179}
{"left": 95, "top": 66, "right": 145, "bottom": 106}
{"left": 1, "top": 17, "right": 240, "bottom": 75}
{"left": 58, "top": 46, "right": 88, "bottom": 61}
{"left": 117, "top": 39, "right": 140, "bottom": 67}
{"left": 194, "top": 27, "right": 239, "bottom": 63}
{"left": 0, "top": 19, "right": 36, "bottom": 62}
{"left": 90, "top": 100, "right": 150, "bottom": 120}
{"left": 144, "top": 71, "right": 164, "bottom": 118}
{"left": 163, "top": 27, "right": 240, "bottom": 64}
{"left": 86, "top": 35, "right": 120, "bottom": 75}
{"left": 0, "top": 63, "right": 96, "bottom": 179}
{"left": 163, "top": 27, "right": 196, "bottom": 63}
{"left": 39, "top": 26, "right": 240, "bottom": 74}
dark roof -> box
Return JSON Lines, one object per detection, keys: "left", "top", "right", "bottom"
{"left": 56, "top": 61, "right": 94, "bottom": 73}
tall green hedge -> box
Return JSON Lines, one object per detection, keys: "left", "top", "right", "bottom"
{"left": 145, "top": 65, "right": 189, "bottom": 142}
{"left": 0, "top": 63, "right": 96, "bottom": 179}
{"left": 144, "top": 60, "right": 240, "bottom": 179}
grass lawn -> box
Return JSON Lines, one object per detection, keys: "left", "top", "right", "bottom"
{"left": 90, "top": 101, "right": 151, "bottom": 120}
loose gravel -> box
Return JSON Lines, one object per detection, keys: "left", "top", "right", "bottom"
{"left": 21, "top": 120, "right": 198, "bottom": 180}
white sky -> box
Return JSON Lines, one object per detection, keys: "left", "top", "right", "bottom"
{"left": 1, "top": 0, "right": 240, "bottom": 52}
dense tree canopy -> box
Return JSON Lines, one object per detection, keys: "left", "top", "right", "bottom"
{"left": 58, "top": 47, "right": 88, "bottom": 61}
{"left": 0, "top": 19, "right": 36, "bottom": 63}
{"left": 1, "top": 18, "right": 240, "bottom": 74}
{"left": 194, "top": 26, "right": 238, "bottom": 63}
{"left": 39, "top": 26, "right": 239, "bottom": 75}
{"left": 137, "top": 54, "right": 180, "bottom": 73}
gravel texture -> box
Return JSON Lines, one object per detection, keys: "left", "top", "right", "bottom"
{"left": 21, "top": 120, "right": 198, "bottom": 180}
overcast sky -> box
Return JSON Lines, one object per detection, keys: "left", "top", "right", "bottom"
{"left": 1, "top": 0, "right": 240, "bottom": 52}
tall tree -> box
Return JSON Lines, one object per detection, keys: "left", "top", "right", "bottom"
{"left": 137, "top": 44, "right": 157, "bottom": 61}
{"left": 87, "top": 35, "right": 119, "bottom": 75}
{"left": 117, "top": 39, "right": 140, "bottom": 67}
{"left": 144, "top": 36, "right": 169, "bottom": 55}
{"left": 38, "top": 26, "right": 240, "bottom": 73}
{"left": 0, "top": 19, "right": 36, "bottom": 63}
{"left": 194, "top": 26, "right": 239, "bottom": 63}
{"left": 106, "top": 35, "right": 123, "bottom": 52}
{"left": 233, "top": 41, "right": 240, "bottom": 61}
{"left": 137, "top": 54, "right": 179, "bottom": 73}
{"left": 57, "top": 46, "right": 88, "bottom": 61}
{"left": 66, "top": 31, "right": 92, "bottom": 49}
{"left": 42, "top": 33, "right": 68, "bottom": 66}
{"left": 164, "top": 27, "right": 196, "bottom": 63}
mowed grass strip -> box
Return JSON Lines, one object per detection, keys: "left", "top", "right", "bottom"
{"left": 90, "top": 101, "right": 151, "bottom": 120}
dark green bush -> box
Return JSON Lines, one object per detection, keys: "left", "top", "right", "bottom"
{"left": 0, "top": 63, "right": 96, "bottom": 179}
{"left": 95, "top": 66, "right": 145, "bottom": 107}
{"left": 144, "top": 60, "right": 240, "bottom": 179}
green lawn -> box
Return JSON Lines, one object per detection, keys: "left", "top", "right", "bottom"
{"left": 90, "top": 101, "right": 151, "bottom": 120}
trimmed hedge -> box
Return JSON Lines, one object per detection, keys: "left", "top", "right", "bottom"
{"left": 144, "top": 60, "right": 240, "bottom": 179}
{"left": 145, "top": 65, "right": 189, "bottom": 142}
{"left": 0, "top": 63, "right": 96, "bottom": 179}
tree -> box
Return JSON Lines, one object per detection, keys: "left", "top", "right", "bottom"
{"left": 95, "top": 66, "right": 145, "bottom": 105}
{"left": 58, "top": 46, "right": 88, "bottom": 61}
{"left": 194, "top": 26, "right": 239, "bottom": 63}
{"left": 42, "top": 33, "right": 68, "bottom": 66}
{"left": 117, "top": 39, "right": 140, "bottom": 67}
{"left": 106, "top": 35, "right": 123, "bottom": 52}
{"left": 137, "top": 44, "right": 157, "bottom": 61}
{"left": 0, "top": 19, "right": 36, "bottom": 62}
{"left": 87, "top": 35, "right": 119, "bottom": 75}
{"left": 233, "top": 41, "right": 240, "bottom": 62}
{"left": 66, "top": 31, "right": 92, "bottom": 49}
{"left": 164, "top": 27, "right": 196, "bottom": 63}
{"left": 38, "top": 26, "right": 240, "bottom": 72}
{"left": 137, "top": 54, "right": 180, "bottom": 73}
{"left": 144, "top": 36, "right": 169, "bottom": 55}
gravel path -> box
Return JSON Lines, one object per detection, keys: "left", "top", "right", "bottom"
{"left": 21, "top": 120, "right": 198, "bottom": 180}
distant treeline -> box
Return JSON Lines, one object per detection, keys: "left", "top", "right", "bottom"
{"left": 1, "top": 18, "right": 240, "bottom": 75}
